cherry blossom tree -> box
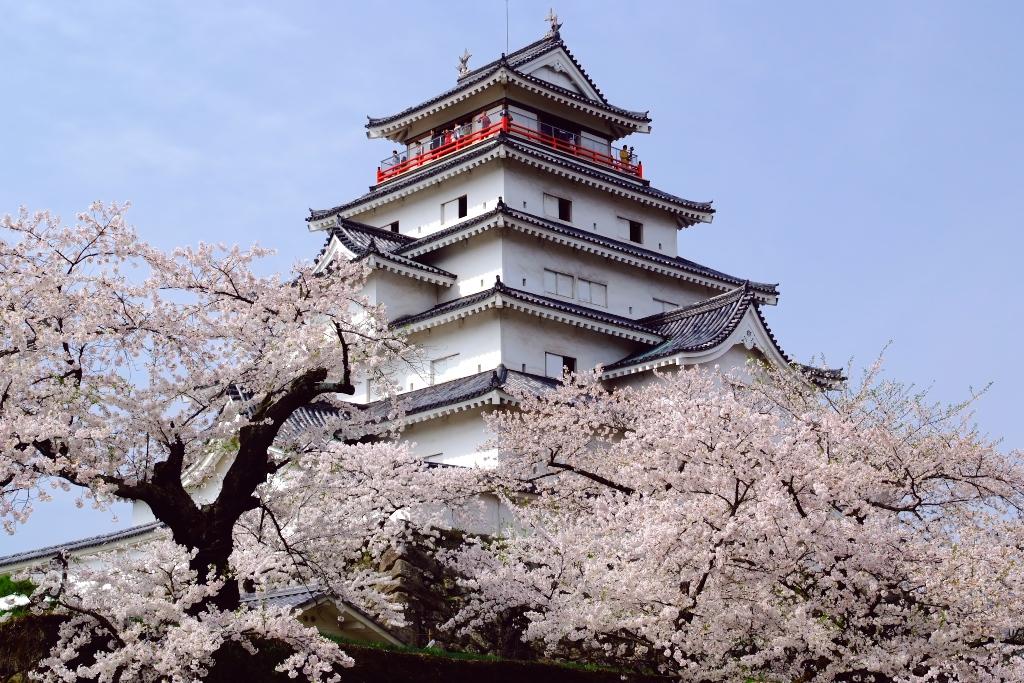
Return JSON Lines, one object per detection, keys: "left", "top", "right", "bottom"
{"left": 0, "top": 203, "right": 464, "bottom": 680}
{"left": 446, "top": 365, "right": 1024, "bottom": 682}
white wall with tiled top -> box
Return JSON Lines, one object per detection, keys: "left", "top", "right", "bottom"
{"left": 501, "top": 164, "right": 682, "bottom": 259}
{"left": 400, "top": 310, "right": 503, "bottom": 392}
{"left": 347, "top": 164, "right": 504, "bottom": 239}
{"left": 497, "top": 229, "right": 720, "bottom": 320}
{"left": 498, "top": 310, "right": 641, "bottom": 378}
{"left": 364, "top": 269, "right": 439, "bottom": 320}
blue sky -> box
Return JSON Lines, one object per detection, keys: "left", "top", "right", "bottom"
{"left": 1, "top": 1, "right": 1021, "bottom": 554}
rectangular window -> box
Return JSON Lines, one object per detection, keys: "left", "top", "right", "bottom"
{"left": 629, "top": 220, "right": 643, "bottom": 243}
{"left": 543, "top": 268, "right": 574, "bottom": 298}
{"left": 653, "top": 297, "right": 679, "bottom": 313}
{"left": 441, "top": 195, "right": 468, "bottom": 224}
{"left": 543, "top": 193, "right": 572, "bottom": 222}
{"left": 429, "top": 354, "right": 459, "bottom": 385}
{"left": 545, "top": 352, "right": 577, "bottom": 379}
{"left": 578, "top": 278, "right": 607, "bottom": 307}
{"left": 387, "top": 221, "right": 400, "bottom": 233}
{"left": 617, "top": 217, "right": 643, "bottom": 243}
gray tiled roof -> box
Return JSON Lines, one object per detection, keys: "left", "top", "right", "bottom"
{"left": 609, "top": 286, "right": 757, "bottom": 369}
{"left": 356, "top": 242, "right": 457, "bottom": 280}
{"left": 365, "top": 365, "right": 558, "bottom": 420}
{"left": 457, "top": 34, "right": 599, "bottom": 95}
{"left": 283, "top": 366, "right": 558, "bottom": 434}
{"left": 240, "top": 585, "right": 323, "bottom": 610}
{"left": 317, "top": 217, "right": 455, "bottom": 280}
{"left": 607, "top": 284, "right": 845, "bottom": 386}
{"left": 308, "top": 133, "right": 711, "bottom": 223}
{"left": 366, "top": 34, "right": 649, "bottom": 129}
{"left": 331, "top": 217, "right": 414, "bottom": 252}
{"left": 0, "top": 521, "right": 163, "bottom": 568}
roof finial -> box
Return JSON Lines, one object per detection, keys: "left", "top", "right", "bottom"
{"left": 545, "top": 7, "right": 562, "bottom": 37}
{"left": 457, "top": 48, "right": 472, "bottom": 78}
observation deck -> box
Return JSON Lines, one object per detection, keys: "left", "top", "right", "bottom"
{"left": 376, "top": 114, "right": 642, "bottom": 185}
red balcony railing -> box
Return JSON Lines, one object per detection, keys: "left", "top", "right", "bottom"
{"left": 507, "top": 120, "right": 642, "bottom": 178}
{"left": 376, "top": 116, "right": 643, "bottom": 184}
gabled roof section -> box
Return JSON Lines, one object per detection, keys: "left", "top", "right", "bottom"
{"left": 315, "top": 217, "right": 455, "bottom": 285}
{"left": 331, "top": 217, "right": 414, "bottom": 253}
{"left": 365, "top": 34, "right": 650, "bottom": 140}
{"left": 616, "top": 285, "right": 758, "bottom": 366}
{"left": 605, "top": 284, "right": 845, "bottom": 387}
{"left": 458, "top": 33, "right": 609, "bottom": 104}
{"left": 459, "top": 34, "right": 603, "bottom": 96}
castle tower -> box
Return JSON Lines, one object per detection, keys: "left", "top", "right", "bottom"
{"left": 307, "top": 23, "right": 839, "bottom": 467}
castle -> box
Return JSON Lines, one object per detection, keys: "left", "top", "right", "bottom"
{"left": 303, "top": 18, "right": 838, "bottom": 468}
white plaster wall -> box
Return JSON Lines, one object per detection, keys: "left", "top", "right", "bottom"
{"left": 400, "top": 310, "right": 502, "bottom": 391}
{"left": 607, "top": 345, "right": 762, "bottom": 393}
{"left": 421, "top": 229, "right": 504, "bottom": 302}
{"left": 401, "top": 407, "right": 497, "bottom": 466}
{"left": 499, "top": 229, "right": 719, "bottom": 319}
{"left": 348, "top": 165, "right": 503, "bottom": 239}
{"left": 498, "top": 309, "right": 640, "bottom": 377}
{"left": 365, "top": 269, "right": 439, "bottom": 321}
{"left": 502, "top": 166, "right": 681, "bottom": 258}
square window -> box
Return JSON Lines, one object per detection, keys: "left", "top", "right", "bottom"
{"left": 654, "top": 297, "right": 679, "bottom": 313}
{"left": 543, "top": 193, "right": 572, "bottom": 222}
{"left": 543, "top": 269, "right": 574, "bottom": 297}
{"left": 430, "top": 354, "right": 459, "bottom": 385}
{"left": 545, "top": 352, "right": 577, "bottom": 379}
{"left": 543, "top": 269, "right": 557, "bottom": 293}
{"left": 441, "top": 195, "right": 468, "bottom": 224}
{"left": 578, "top": 278, "right": 607, "bottom": 306}
{"left": 388, "top": 221, "right": 400, "bottom": 233}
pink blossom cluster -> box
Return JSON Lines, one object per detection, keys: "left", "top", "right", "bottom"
{"left": 442, "top": 366, "right": 1024, "bottom": 681}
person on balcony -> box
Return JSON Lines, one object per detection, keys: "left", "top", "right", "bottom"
{"left": 477, "top": 110, "right": 492, "bottom": 130}
{"left": 619, "top": 145, "right": 630, "bottom": 167}
{"left": 391, "top": 150, "right": 400, "bottom": 167}
{"left": 444, "top": 127, "right": 454, "bottom": 146}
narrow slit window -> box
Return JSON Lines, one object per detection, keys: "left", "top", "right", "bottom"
{"left": 578, "top": 278, "right": 607, "bottom": 307}
{"left": 629, "top": 220, "right": 643, "bottom": 243}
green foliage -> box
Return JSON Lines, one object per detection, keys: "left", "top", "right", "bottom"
{"left": 0, "top": 574, "right": 35, "bottom": 617}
